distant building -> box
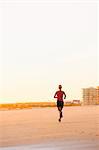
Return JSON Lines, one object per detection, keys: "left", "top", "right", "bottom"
{"left": 72, "top": 100, "right": 80, "bottom": 104}
{"left": 65, "top": 101, "right": 72, "bottom": 104}
{"left": 83, "top": 86, "right": 99, "bottom": 105}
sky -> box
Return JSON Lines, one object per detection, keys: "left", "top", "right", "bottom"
{"left": 0, "top": 0, "right": 98, "bottom": 103}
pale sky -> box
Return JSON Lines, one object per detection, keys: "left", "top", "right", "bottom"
{"left": 0, "top": 0, "right": 98, "bottom": 103}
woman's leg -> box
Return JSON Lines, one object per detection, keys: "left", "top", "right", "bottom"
{"left": 58, "top": 107, "right": 62, "bottom": 122}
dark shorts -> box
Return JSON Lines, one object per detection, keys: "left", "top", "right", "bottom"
{"left": 57, "top": 101, "right": 64, "bottom": 108}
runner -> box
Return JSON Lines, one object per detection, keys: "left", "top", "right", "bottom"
{"left": 54, "top": 85, "right": 66, "bottom": 122}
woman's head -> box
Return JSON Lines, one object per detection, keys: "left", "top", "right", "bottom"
{"left": 59, "top": 85, "right": 62, "bottom": 90}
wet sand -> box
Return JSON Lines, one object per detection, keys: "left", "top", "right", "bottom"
{"left": 0, "top": 106, "right": 99, "bottom": 149}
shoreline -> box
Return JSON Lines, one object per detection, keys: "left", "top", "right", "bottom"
{"left": 0, "top": 138, "right": 99, "bottom": 150}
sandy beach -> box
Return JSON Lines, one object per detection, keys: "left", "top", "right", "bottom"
{"left": 0, "top": 106, "right": 99, "bottom": 149}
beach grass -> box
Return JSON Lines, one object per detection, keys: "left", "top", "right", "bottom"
{"left": 0, "top": 102, "right": 81, "bottom": 110}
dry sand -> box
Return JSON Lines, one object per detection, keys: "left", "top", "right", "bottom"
{"left": 0, "top": 106, "right": 99, "bottom": 149}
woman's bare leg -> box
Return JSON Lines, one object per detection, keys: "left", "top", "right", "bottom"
{"left": 58, "top": 107, "right": 62, "bottom": 122}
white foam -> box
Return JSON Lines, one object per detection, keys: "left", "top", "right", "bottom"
{"left": 0, "top": 140, "right": 99, "bottom": 150}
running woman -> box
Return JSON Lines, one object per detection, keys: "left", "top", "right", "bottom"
{"left": 54, "top": 85, "right": 66, "bottom": 122}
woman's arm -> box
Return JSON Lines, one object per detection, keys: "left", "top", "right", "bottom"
{"left": 63, "top": 92, "right": 66, "bottom": 99}
{"left": 54, "top": 92, "right": 57, "bottom": 98}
